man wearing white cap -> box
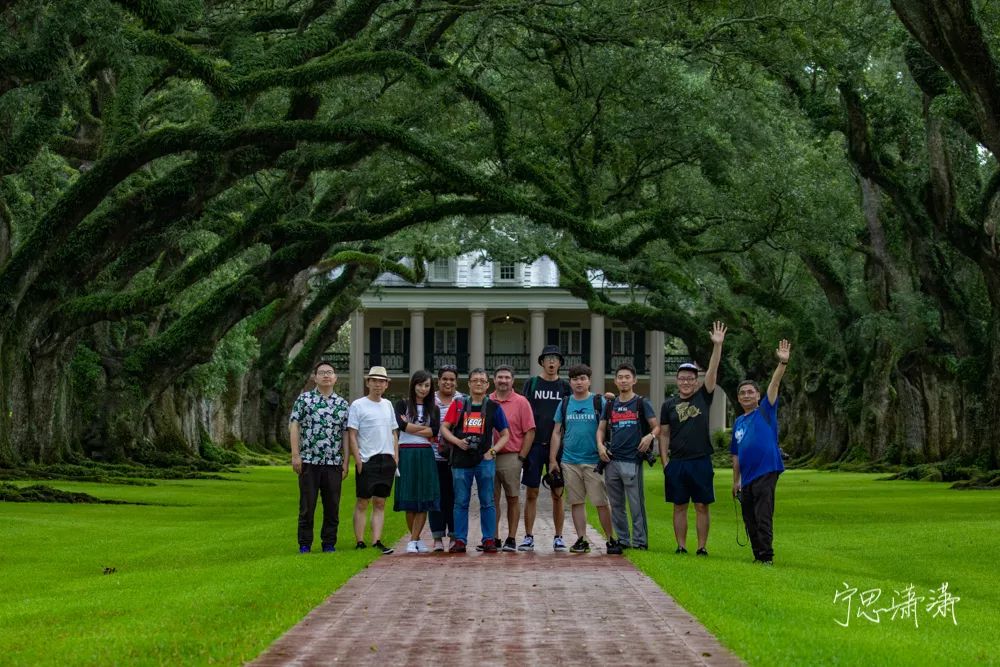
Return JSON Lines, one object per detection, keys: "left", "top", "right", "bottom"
{"left": 658, "top": 322, "right": 726, "bottom": 556}
{"left": 347, "top": 366, "right": 399, "bottom": 555}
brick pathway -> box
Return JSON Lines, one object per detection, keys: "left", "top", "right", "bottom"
{"left": 253, "top": 489, "right": 741, "bottom": 666}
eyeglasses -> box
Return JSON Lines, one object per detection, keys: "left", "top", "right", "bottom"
{"left": 316, "top": 371, "right": 335, "bottom": 377}
{"left": 469, "top": 378, "right": 489, "bottom": 383}
{"left": 676, "top": 377, "right": 697, "bottom": 383}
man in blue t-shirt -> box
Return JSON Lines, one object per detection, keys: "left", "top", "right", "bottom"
{"left": 730, "top": 339, "right": 790, "bottom": 565}
{"left": 550, "top": 364, "right": 620, "bottom": 554}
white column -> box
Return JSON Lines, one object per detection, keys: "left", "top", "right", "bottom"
{"left": 590, "top": 313, "right": 604, "bottom": 394}
{"left": 710, "top": 387, "right": 728, "bottom": 432}
{"left": 649, "top": 330, "right": 666, "bottom": 405}
{"left": 530, "top": 309, "right": 546, "bottom": 376}
{"left": 469, "top": 309, "right": 486, "bottom": 371}
{"left": 349, "top": 309, "right": 365, "bottom": 400}
{"left": 409, "top": 308, "right": 425, "bottom": 375}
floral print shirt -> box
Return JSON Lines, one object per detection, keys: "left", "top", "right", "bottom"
{"left": 289, "top": 390, "right": 350, "bottom": 465}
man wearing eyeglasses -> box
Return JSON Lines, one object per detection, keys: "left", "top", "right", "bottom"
{"left": 289, "top": 361, "right": 350, "bottom": 554}
{"left": 730, "top": 340, "right": 790, "bottom": 565}
{"left": 657, "top": 322, "right": 726, "bottom": 556}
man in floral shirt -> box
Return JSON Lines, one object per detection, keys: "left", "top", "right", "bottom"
{"left": 289, "top": 361, "right": 350, "bottom": 553}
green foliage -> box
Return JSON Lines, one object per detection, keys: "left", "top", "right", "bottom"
{"left": 185, "top": 316, "right": 261, "bottom": 398}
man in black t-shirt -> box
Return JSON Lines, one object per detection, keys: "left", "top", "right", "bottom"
{"left": 519, "top": 344, "right": 572, "bottom": 551}
{"left": 657, "top": 321, "right": 727, "bottom": 556}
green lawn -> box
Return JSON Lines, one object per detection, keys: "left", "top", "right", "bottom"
{"left": 3, "top": 467, "right": 997, "bottom": 665}
{"left": 0, "top": 467, "right": 404, "bottom": 666}
{"left": 620, "top": 469, "right": 1000, "bottom": 666}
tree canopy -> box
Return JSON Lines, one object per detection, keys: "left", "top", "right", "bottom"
{"left": 1, "top": 0, "right": 997, "bottom": 471}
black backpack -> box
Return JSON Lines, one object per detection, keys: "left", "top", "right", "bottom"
{"left": 449, "top": 397, "right": 494, "bottom": 465}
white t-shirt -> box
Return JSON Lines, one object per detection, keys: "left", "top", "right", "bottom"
{"left": 399, "top": 404, "right": 432, "bottom": 445}
{"left": 347, "top": 397, "right": 397, "bottom": 462}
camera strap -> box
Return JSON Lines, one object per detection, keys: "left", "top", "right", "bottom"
{"left": 734, "top": 495, "right": 749, "bottom": 547}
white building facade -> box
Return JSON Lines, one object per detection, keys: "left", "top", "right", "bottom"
{"left": 333, "top": 255, "right": 726, "bottom": 432}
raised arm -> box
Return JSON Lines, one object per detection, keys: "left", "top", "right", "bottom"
{"left": 704, "top": 321, "right": 727, "bottom": 393}
{"left": 767, "top": 339, "right": 791, "bottom": 405}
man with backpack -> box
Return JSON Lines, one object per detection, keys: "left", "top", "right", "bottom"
{"left": 597, "top": 362, "right": 660, "bottom": 550}
{"left": 519, "top": 345, "right": 572, "bottom": 551}
{"left": 549, "top": 364, "right": 621, "bottom": 554}
{"left": 440, "top": 368, "right": 511, "bottom": 553}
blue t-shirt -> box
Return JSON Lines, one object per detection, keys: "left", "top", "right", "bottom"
{"left": 729, "top": 394, "right": 785, "bottom": 486}
{"left": 604, "top": 395, "right": 656, "bottom": 462}
{"left": 553, "top": 394, "right": 605, "bottom": 465}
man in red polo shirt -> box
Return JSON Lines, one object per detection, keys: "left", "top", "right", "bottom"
{"left": 489, "top": 365, "right": 536, "bottom": 552}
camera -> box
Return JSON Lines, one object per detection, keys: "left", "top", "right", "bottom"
{"left": 640, "top": 447, "right": 657, "bottom": 467}
{"left": 542, "top": 469, "right": 565, "bottom": 491}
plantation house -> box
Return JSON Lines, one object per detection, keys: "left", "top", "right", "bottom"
{"left": 333, "top": 254, "right": 727, "bottom": 431}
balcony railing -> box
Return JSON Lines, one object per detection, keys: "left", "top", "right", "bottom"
{"left": 324, "top": 352, "right": 693, "bottom": 376}
{"left": 364, "top": 353, "right": 406, "bottom": 373}
{"left": 424, "top": 353, "right": 469, "bottom": 373}
{"left": 484, "top": 354, "right": 531, "bottom": 373}
{"left": 320, "top": 352, "right": 350, "bottom": 371}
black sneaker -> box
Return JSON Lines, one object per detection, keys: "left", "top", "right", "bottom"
{"left": 502, "top": 537, "right": 517, "bottom": 552}
{"left": 606, "top": 539, "right": 623, "bottom": 555}
{"left": 674, "top": 546, "right": 688, "bottom": 554}
{"left": 374, "top": 540, "right": 394, "bottom": 555}
{"left": 696, "top": 547, "right": 708, "bottom": 556}
{"left": 355, "top": 541, "right": 366, "bottom": 550}
{"left": 570, "top": 537, "right": 590, "bottom": 554}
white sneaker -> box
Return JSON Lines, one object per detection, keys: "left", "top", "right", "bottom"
{"left": 553, "top": 536, "right": 567, "bottom": 551}
{"left": 415, "top": 541, "right": 430, "bottom": 553}
{"left": 405, "top": 540, "right": 419, "bottom": 553}
{"left": 517, "top": 535, "right": 535, "bottom": 551}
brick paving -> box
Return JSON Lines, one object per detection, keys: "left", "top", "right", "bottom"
{"left": 252, "top": 489, "right": 742, "bottom": 666}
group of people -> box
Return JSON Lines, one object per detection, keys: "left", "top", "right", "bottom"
{"left": 289, "top": 323, "right": 791, "bottom": 565}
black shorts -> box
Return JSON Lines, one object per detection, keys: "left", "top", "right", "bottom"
{"left": 664, "top": 455, "right": 715, "bottom": 505}
{"left": 521, "top": 443, "right": 550, "bottom": 489}
{"left": 356, "top": 453, "right": 397, "bottom": 499}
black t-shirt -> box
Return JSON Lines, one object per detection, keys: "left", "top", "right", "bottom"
{"left": 521, "top": 376, "right": 572, "bottom": 446}
{"left": 660, "top": 385, "right": 715, "bottom": 460}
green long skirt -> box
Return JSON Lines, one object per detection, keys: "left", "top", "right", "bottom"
{"left": 393, "top": 446, "right": 441, "bottom": 512}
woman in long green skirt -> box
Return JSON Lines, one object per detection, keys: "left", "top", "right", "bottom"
{"left": 393, "top": 370, "right": 441, "bottom": 553}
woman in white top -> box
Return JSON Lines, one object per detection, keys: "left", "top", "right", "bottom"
{"left": 393, "top": 370, "right": 441, "bottom": 553}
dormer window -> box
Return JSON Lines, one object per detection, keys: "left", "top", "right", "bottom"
{"left": 428, "top": 257, "right": 453, "bottom": 282}
{"left": 495, "top": 261, "right": 519, "bottom": 284}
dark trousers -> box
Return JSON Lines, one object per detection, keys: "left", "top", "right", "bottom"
{"left": 428, "top": 460, "right": 455, "bottom": 539}
{"left": 298, "top": 463, "right": 343, "bottom": 548}
{"left": 741, "top": 471, "right": 779, "bottom": 562}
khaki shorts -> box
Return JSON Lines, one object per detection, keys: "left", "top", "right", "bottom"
{"left": 562, "top": 462, "right": 609, "bottom": 507}
{"left": 494, "top": 452, "right": 522, "bottom": 497}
